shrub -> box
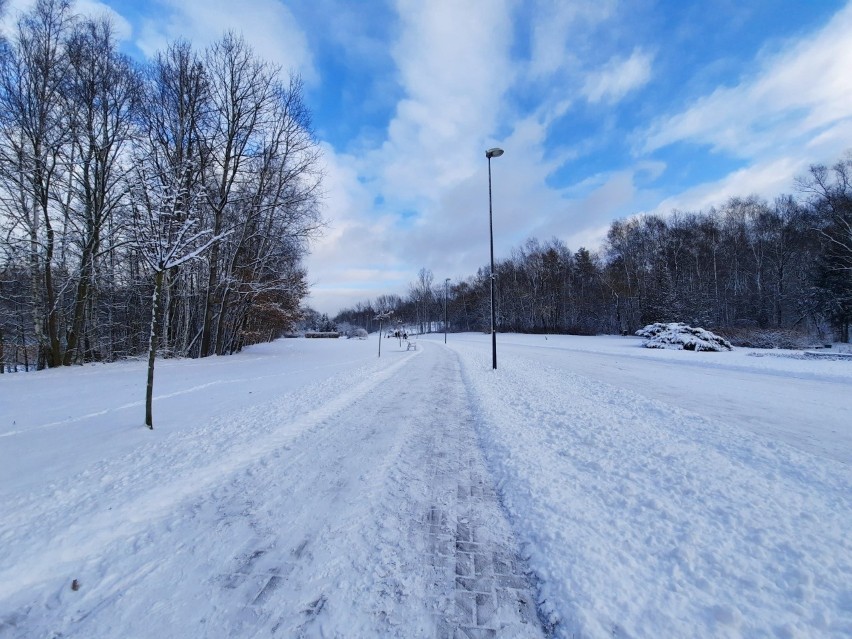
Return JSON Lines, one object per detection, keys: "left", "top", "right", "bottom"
{"left": 714, "top": 327, "right": 812, "bottom": 349}
{"left": 636, "top": 322, "right": 733, "bottom": 352}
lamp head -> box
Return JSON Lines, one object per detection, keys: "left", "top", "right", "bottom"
{"left": 485, "top": 147, "right": 504, "bottom": 159}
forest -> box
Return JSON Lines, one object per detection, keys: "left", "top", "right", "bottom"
{"left": 0, "top": 0, "right": 323, "bottom": 372}
{"left": 335, "top": 155, "right": 852, "bottom": 346}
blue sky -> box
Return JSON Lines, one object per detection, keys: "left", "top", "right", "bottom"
{"left": 6, "top": 0, "right": 852, "bottom": 314}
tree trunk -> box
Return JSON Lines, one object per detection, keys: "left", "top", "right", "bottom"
{"left": 63, "top": 249, "right": 92, "bottom": 366}
{"left": 145, "top": 269, "right": 164, "bottom": 429}
{"left": 214, "top": 291, "right": 230, "bottom": 355}
{"left": 199, "top": 246, "right": 218, "bottom": 357}
{"left": 42, "top": 201, "right": 62, "bottom": 367}
{"left": 44, "top": 254, "right": 62, "bottom": 367}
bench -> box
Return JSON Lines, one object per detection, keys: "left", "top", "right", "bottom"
{"left": 406, "top": 340, "right": 417, "bottom": 351}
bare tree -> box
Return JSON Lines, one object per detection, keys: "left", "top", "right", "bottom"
{"left": 410, "top": 267, "right": 433, "bottom": 333}
{"left": 138, "top": 39, "right": 211, "bottom": 356}
{"left": 199, "top": 33, "right": 276, "bottom": 357}
{"left": 62, "top": 17, "right": 141, "bottom": 364}
{"left": 798, "top": 156, "right": 852, "bottom": 341}
{"left": 0, "top": 0, "right": 74, "bottom": 367}
{"left": 0, "top": 12, "right": 324, "bottom": 371}
{"left": 130, "top": 160, "right": 227, "bottom": 428}
{"left": 211, "top": 74, "right": 323, "bottom": 354}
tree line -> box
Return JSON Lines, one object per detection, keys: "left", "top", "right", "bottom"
{"left": 0, "top": 0, "right": 323, "bottom": 372}
{"left": 336, "top": 155, "right": 852, "bottom": 345}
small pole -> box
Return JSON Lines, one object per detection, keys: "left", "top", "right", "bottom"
{"left": 374, "top": 311, "right": 392, "bottom": 358}
{"left": 444, "top": 278, "right": 450, "bottom": 344}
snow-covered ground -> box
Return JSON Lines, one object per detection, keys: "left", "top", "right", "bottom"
{"left": 1, "top": 334, "right": 850, "bottom": 637}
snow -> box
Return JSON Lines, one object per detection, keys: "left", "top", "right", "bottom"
{"left": 1, "top": 334, "right": 850, "bottom": 637}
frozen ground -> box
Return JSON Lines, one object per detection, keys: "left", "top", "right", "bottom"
{"left": 0, "top": 334, "right": 850, "bottom": 637}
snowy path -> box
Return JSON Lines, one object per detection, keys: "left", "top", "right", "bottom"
{"left": 0, "top": 342, "right": 545, "bottom": 638}
{"left": 407, "top": 348, "right": 546, "bottom": 638}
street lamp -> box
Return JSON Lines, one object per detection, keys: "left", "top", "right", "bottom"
{"left": 374, "top": 310, "right": 392, "bottom": 357}
{"left": 444, "top": 277, "right": 450, "bottom": 344}
{"left": 486, "top": 147, "right": 504, "bottom": 369}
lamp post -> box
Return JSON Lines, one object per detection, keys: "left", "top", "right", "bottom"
{"left": 486, "top": 147, "right": 503, "bottom": 369}
{"left": 374, "top": 310, "right": 392, "bottom": 357}
{"left": 444, "top": 277, "right": 450, "bottom": 344}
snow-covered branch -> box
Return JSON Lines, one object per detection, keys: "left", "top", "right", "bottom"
{"left": 130, "top": 159, "right": 229, "bottom": 273}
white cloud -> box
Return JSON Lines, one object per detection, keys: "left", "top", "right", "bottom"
{"left": 75, "top": 0, "right": 132, "bottom": 40}
{"left": 582, "top": 48, "right": 653, "bottom": 104}
{"left": 0, "top": 0, "right": 33, "bottom": 30}
{"left": 305, "top": 0, "right": 523, "bottom": 311}
{"left": 627, "top": 2, "right": 852, "bottom": 233}
{"left": 356, "top": 110, "right": 649, "bottom": 293}
{"left": 645, "top": 156, "right": 804, "bottom": 217}
{"left": 540, "top": 169, "right": 642, "bottom": 253}
{"left": 641, "top": 2, "right": 852, "bottom": 159}
{"left": 2, "top": 0, "right": 131, "bottom": 40}
{"left": 368, "top": 0, "right": 516, "bottom": 204}
{"left": 381, "top": 109, "right": 570, "bottom": 289}
{"left": 304, "top": 144, "right": 408, "bottom": 313}
{"left": 313, "top": 0, "right": 663, "bottom": 310}
{"left": 309, "top": 0, "right": 650, "bottom": 311}
{"left": 528, "top": 0, "right": 616, "bottom": 78}
{"left": 135, "top": 0, "right": 315, "bottom": 81}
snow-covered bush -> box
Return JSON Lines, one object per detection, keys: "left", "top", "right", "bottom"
{"left": 335, "top": 321, "right": 353, "bottom": 337}
{"left": 636, "top": 322, "right": 733, "bottom": 352}
{"left": 336, "top": 323, "right": 368, "bottom": 339}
